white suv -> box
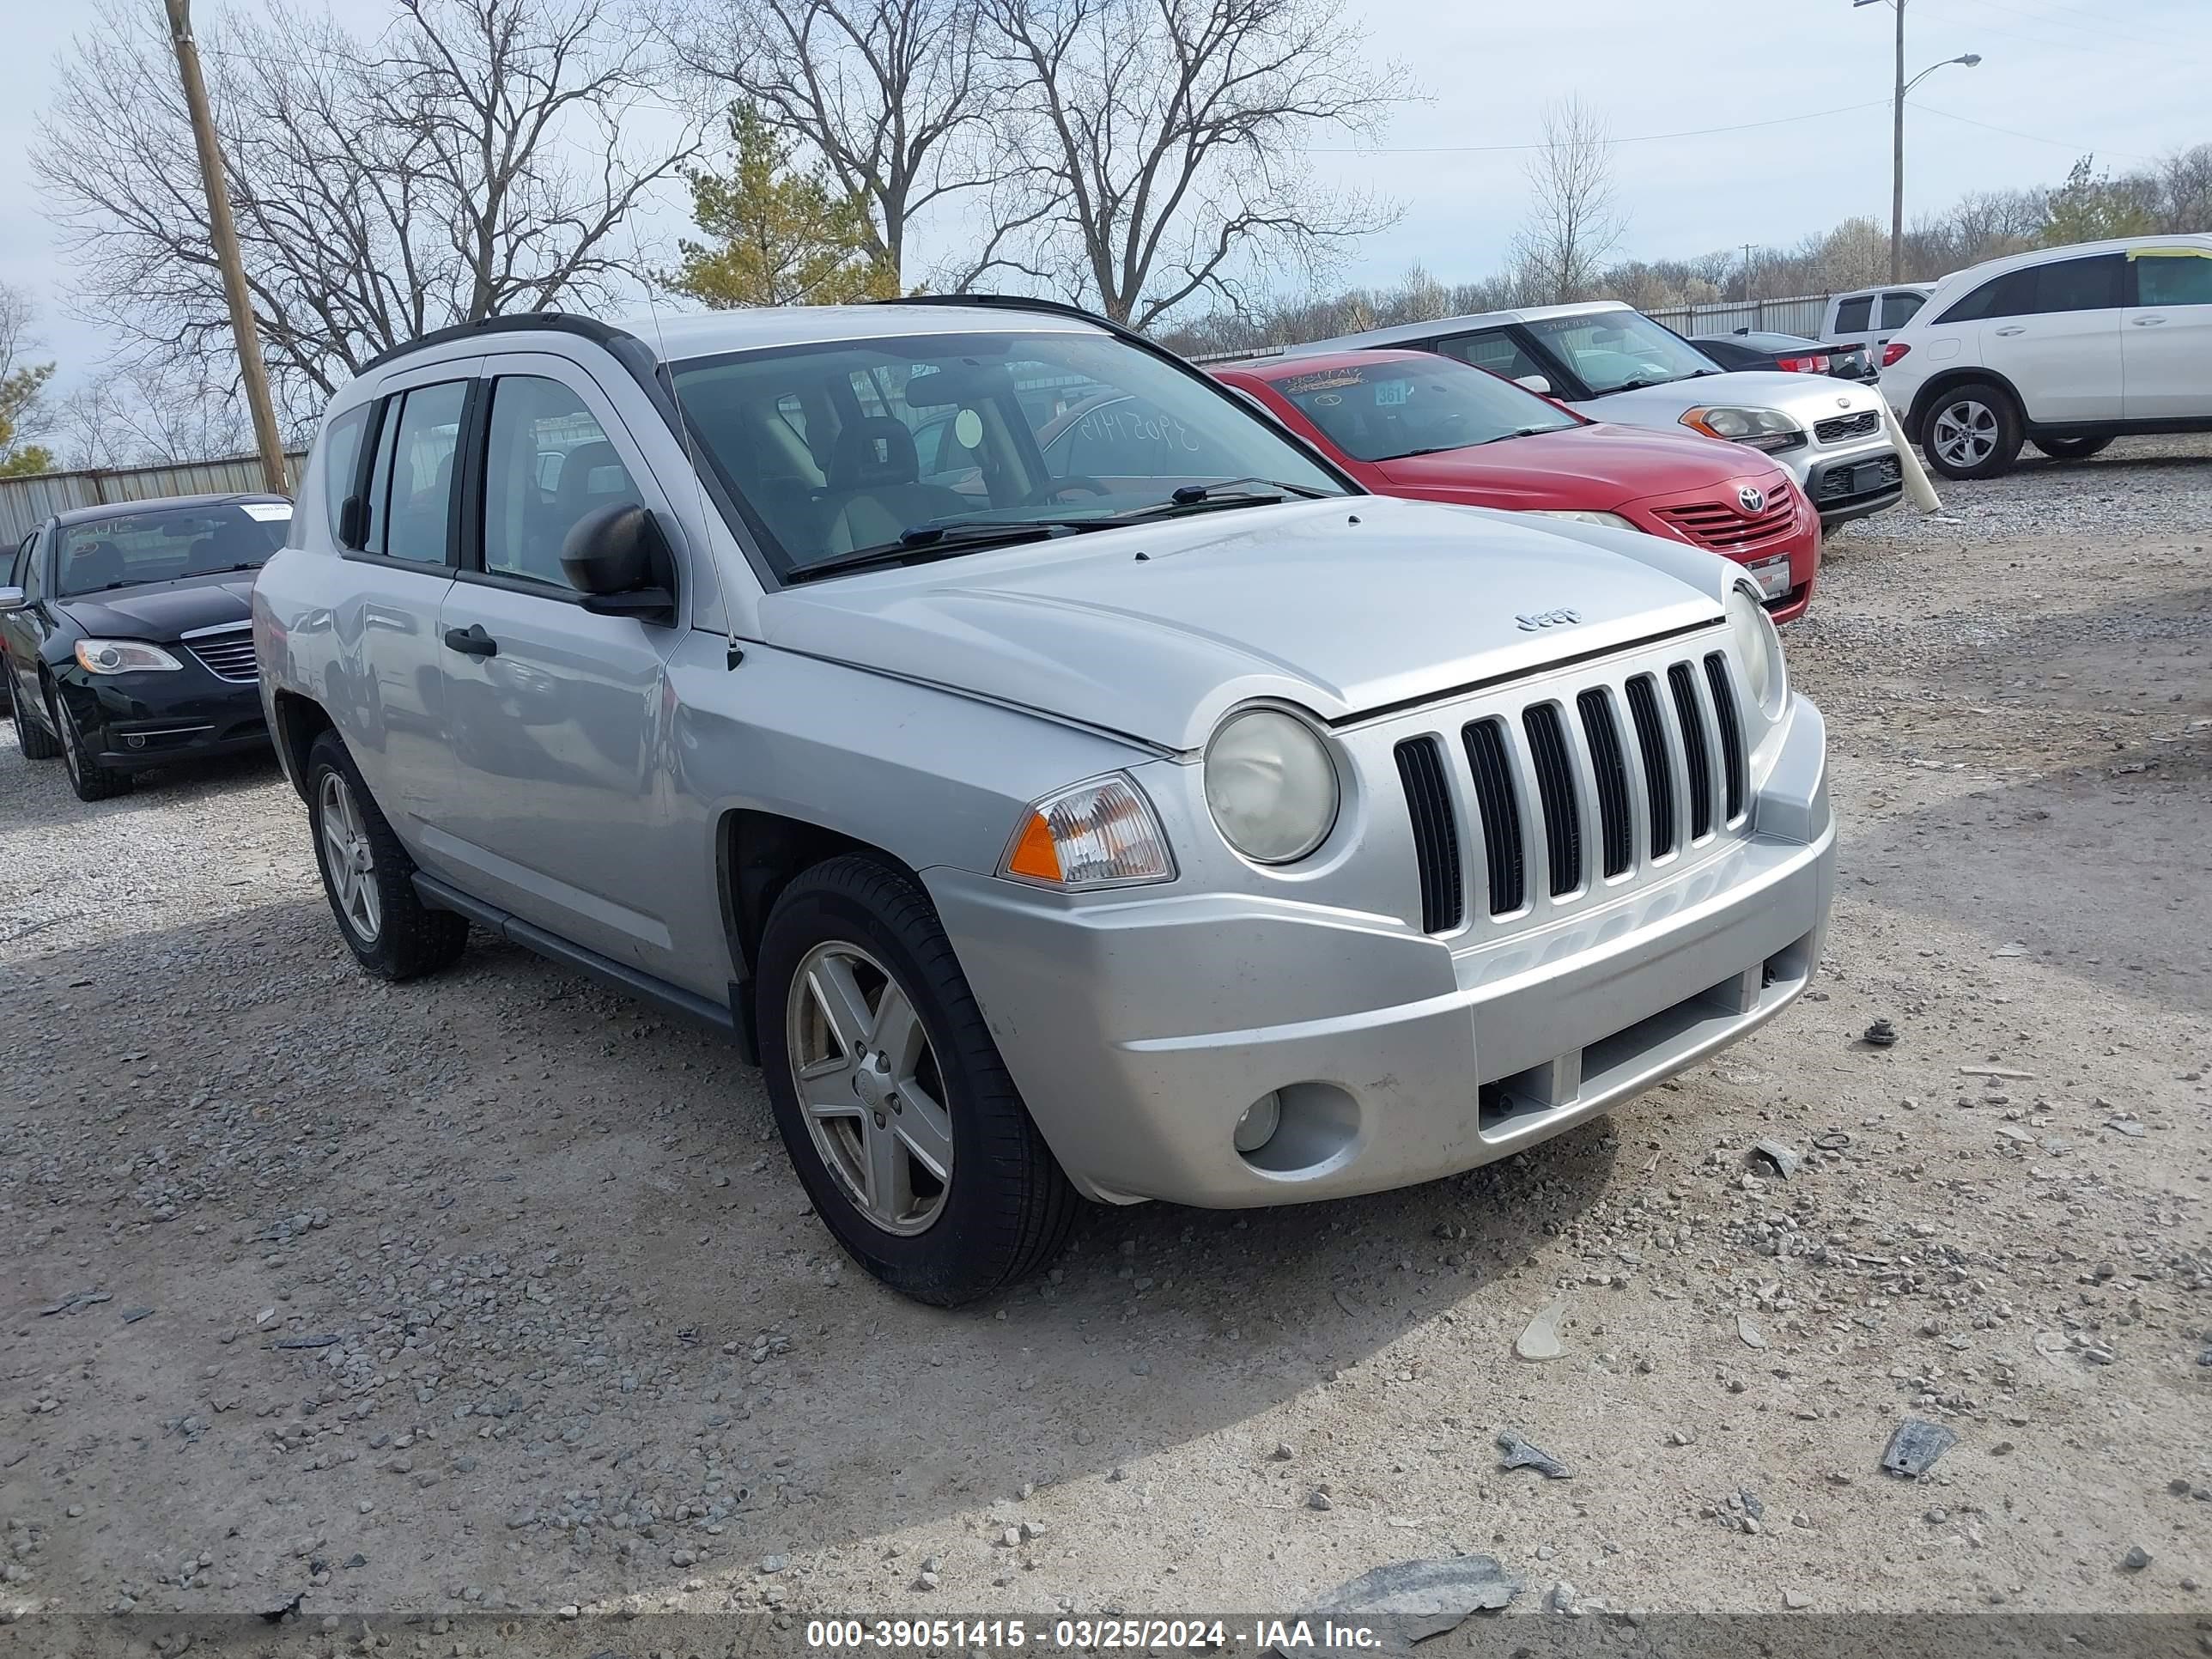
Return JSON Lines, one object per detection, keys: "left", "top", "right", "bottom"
{"left": 1820, "top": 285, "right": 1934, "bottom": 358}
{"left": 1879, "top": 234, "right": 2212, "bottom": 479}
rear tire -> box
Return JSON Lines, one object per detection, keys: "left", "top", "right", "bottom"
{"left": 1920, "top": 381, "right": 2023, "bottom": 480}
{"left": 305, "top": 730, "right": 467, "bottom": 980}
{"left": 15, "top": 680, "right": 62, "bottom": 761}
{"left": 52, "top": 686, "right": 130, "bottom": 801}
{"left": 2030, "top": 434, "right": 2112, "bottom": 462}
{"left": 756, "top": 854, "right": 1079, "bottom": 1306}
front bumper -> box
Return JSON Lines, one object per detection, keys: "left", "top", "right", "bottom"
{"left": 930, "top": 694, "right": 1834, "bottom": 1208}
{"left": 52, "top": 660, "right": 271, "bottom": 771}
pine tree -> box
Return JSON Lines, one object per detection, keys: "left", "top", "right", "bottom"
{"left": 667, "top": 106, "right": 900, "bottom": 308}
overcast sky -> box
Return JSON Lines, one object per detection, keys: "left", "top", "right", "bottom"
{"left": 2, "top": 0, "right": 2206, "bottom": 394}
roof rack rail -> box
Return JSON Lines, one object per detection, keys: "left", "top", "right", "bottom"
{"left": 358, "top": 312, "right": 644, "bottom": 374}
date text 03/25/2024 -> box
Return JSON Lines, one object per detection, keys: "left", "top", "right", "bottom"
{"left": 805, "top": 1618, "right": 1388, "bottom": 1650}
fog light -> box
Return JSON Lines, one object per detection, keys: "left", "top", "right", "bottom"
{"left": 1232, "top": 1091, "right": 1281, "bottom": 1154}
{"left": 126, "top": 734, "right": 145, "bottom": 750}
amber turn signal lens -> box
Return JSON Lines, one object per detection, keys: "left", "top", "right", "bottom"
{"left": 1006, "top": 811, "right": 1063, "bottom": 882}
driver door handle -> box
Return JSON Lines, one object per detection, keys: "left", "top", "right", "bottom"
{"left": 1992, "top": 325, "right": 2027, "bottom": 337}
{"left": 443, "top": 623, "right": 498, "bottom": 658}
{"left": 2131, "top": 314, "right": 2166, "bottom": 325}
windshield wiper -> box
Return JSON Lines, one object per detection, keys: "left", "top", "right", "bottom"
{"left": 783, "top": 520, "right": 1072, "bottom": 583}
{"left": 1170, "top": 476, "right": 1333, "bottom": 503}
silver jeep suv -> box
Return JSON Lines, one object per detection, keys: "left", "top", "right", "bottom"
{"left": 256, "top": 298, "right": 1835, "bottom": 1304}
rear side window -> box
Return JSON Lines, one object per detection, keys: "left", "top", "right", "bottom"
{"left": 2027, "top": 254, "right": 2124, "bottom": 313}
{"left": 480, "top": 375, "right": 643, "bottom": 589}
{"left": 1832, "top": 296, "right": 1874, "bottom": 332}
{"left": 2136, "top": 254, "right": 2212, "bottom": 307}
{"left": 1435, "top": 330, "right": 1544, "bottom": 381}
{"left": 366, "top": 381, "right": 466, "bottom": 563}
{"left": 320, "top": 405, "right": 372, "bottom": 544}
{"left": 1880, "top": 291, "right": 1925, "bottom": 328}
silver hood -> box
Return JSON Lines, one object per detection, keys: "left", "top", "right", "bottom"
{"left": 1576, "top": 368, "right": 1887, "bottom": 426}
{"left": 759, "top": 495, "right": 1726, "bottom": 751}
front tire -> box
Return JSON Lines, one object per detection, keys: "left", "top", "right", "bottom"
{"left": 2031, "top": 434, "right": 2112, "bottom": 462}
{"left": 756, "top": 855, "right": 1079, "bottom": 1305}
{"left": 1921, "top": 381, "right": 2023, "bottom": 480}
{"left": 305, "top": 730, "right": 466, "bottom": 980}
{"left": 15, "top": 679, "right": 62, "bottom": 761}
{"left": 52, "top": 687, "right": 130, "bottom": 801}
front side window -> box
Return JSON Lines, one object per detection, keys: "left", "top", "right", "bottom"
{"left": 2136, "top": 252, "right": 2212, "bottom": 307}
{"left": 1936, "top": 270, "right": 2025, "bottom": 325}
{"left": 672, "top": 330, "right": 1347, "bottom": 580}
{"left": 2027, "top": 254, "right": 2124, "bottom": 314}
{"left": 481, "top": 376, "right": 643, "bottom": 588}
{"left": 1261, "top": 357, "right": 1578, "bottom": 462}
{"left": 367, "top": 381, "right": 466, "bottom": 564}
{"left": 54, "top": 504, "right": 292, "bottom": 598}
{"left": 1832, "top": 296, "right": 1874, "bottom": 332}
{"left": 1520, "top": 311, "right": 1720, "bottom": 395}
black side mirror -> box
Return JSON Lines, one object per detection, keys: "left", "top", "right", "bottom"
{"left": 560, "top": 501, "right": 678, "bottom": 623}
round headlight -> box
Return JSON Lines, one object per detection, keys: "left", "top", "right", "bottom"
{"left": 1723, "top": 583, "right": 1786, "bottom": 716}
{"left": 1204, "top": 708, "right": 1340, "bottom": 864}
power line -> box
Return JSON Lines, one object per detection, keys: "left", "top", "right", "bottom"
{"left": 1309, "top": 99, "right": 1893, "bottom": 156}
{"left": 1910, "top": 100, "right": 2158, "bottom": 162}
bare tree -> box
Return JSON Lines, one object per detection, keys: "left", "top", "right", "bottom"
{"left": 977, "top": 0, "right": 1400, "bottom": 328}
{"left": 1508, "top": 95, "right": 1626, "bottom": 305}
{"left": 1, "top": 282, "right": 58, "bottom": 474}
{"left": 35, "top": 0, "right": 696, "bottom": 420}
{"left": 661, "top": 0, "right": 1014, "bottom": 288}
{"left": 52, "top": 362, "right": 254, "bottom": 471}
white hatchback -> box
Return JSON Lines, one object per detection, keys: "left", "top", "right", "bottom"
{"left": 1878, "top": 234, "right": 2212, "bottom": 479}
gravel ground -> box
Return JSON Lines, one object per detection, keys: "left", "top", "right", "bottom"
{"left": 2, "top": 438, "right": 2209, "bottom": 1650}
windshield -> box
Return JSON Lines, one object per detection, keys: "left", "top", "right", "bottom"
{"left": 1263, "top": 357, "right": 1579, "bottom": 462}
{"left": 671, "top": 330, "right": 1349, "bottom": 579}
{"left": 1522, "top": 311, "right": 1721, "bottom": 395}
{"left": 56, "top": 502, "right": 292, "bottom": 597}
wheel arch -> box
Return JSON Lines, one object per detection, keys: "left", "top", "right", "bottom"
{"left": 717, "top": 809, "right": 931, "bottom": 1059}
{"left": 1906, "top": 368, "right": 2025, "bottom": 443}
{"left": 270, "top": 690, "right": 334, "bottom": 804}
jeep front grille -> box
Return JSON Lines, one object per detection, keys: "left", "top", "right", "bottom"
{"left": 1399, "top": 647, "right": 1749, "bottom": 930}
{"left": 1393, "top": 736, "right": 1463, "bottom": 934}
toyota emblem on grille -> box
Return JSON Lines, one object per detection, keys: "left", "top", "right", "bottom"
{"left": 1737, "top": 484, "right": 1765, "bottom": 514}
{"left": 1516, "top": 607, "right": 1583, "bottom": 632}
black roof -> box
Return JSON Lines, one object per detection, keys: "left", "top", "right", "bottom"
{"left": 52, "top": 492, "right": 289, "bottom": 528}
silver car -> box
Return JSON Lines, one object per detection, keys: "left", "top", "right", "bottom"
{"left": 254, "top": 299, "right": 1835, "bottom": 1304}
{"left": 1284, "top": 301, "right": 1905, "bottom": 527}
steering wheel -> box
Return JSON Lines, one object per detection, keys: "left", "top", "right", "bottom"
{"left": 1024, "top": 475, "right": 1109, "bottom": 507}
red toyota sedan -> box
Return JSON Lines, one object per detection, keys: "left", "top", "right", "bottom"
{"left": 1212, "top": 349, "right": 1820, "bottom": 622}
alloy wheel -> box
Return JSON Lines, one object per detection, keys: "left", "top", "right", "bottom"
{"left": 785, "top": 940, "right": 954, "bottom": 1236}
{"left": 1930, "top": 398, "right": 1998, "bottom": 469}
{"left": 318, "top": 770, "right": 383, "bottom": 944}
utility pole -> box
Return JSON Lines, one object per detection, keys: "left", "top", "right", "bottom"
{"left": 1741, "top": 243, "right": 1757, "bottom": 304}
{"left": 163, "top": 0, "right": 289, "bottom": 495}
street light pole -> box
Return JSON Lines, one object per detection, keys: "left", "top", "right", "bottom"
{"left": 163, "top": 0, "right": 289, "bottom": 496}
{"left": 1888, "top": 0, "right": 1905, "bottom": 282}
{"left": 1856, "top": 0, "right": 1981, "bottom": 284}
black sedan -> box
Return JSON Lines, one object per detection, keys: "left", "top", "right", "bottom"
{"left": 2, "top": 493, "right": 289, "bottom": 801}
{"left": 1690, "top": 330, "right": 1875, "bottom": 383}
